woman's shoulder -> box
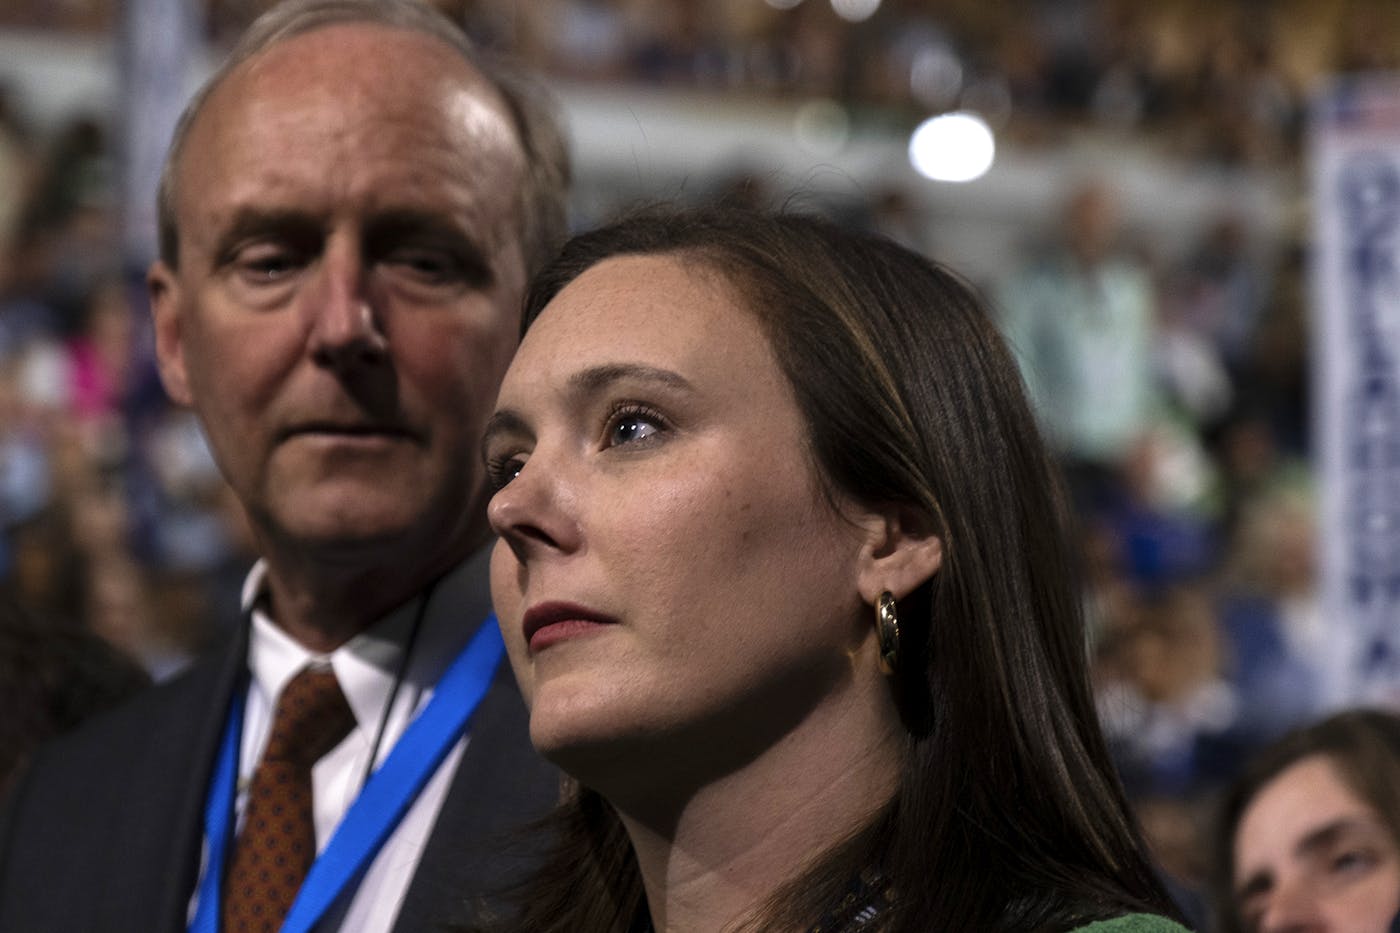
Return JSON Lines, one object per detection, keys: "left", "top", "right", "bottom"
{"left": 1067, "top": 914, "right": 1194, "bottom": 933}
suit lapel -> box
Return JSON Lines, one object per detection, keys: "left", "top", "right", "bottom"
{"left": 391, "top": 665, "right": 558, "bottom": 932}
{"left": 149, "top": 622, "right": 251, "bottom": 932}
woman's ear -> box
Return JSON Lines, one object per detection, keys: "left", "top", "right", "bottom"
{"left": 854, "top": 502, "right": 943, "bottom": 604}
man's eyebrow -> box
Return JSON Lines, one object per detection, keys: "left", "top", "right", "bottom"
{"left": 212, "top": 207, "right": 320, "bottom": 258}
{"left": 366, "top": 209, "right": 494, "bottom": 286}
{"left": 566, "top": 363, "right": 694, "bottom": 395}
{"left": 367, "top": 208, "right": 474, "bottom": 239}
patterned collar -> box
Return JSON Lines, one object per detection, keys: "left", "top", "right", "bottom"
{"left": 811, "top": 867, "right": 893, "bottom": 932}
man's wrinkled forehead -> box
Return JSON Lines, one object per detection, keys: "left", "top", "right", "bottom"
{"left": 216, "top": 23, "right": 512, "bottom": 133}
{"left": 176, "top": 23, "right": 527, "bottom": 233}
{"left": 186, "top": 23, "right": 515, "bottom": 166}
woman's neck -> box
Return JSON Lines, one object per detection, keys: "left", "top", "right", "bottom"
{"left": 612, "top": 675, "right": 903, "bottom": 933}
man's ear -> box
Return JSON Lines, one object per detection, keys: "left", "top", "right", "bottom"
{"left": 148, "top": 260, "right": 194, "bottom": 407}
{"left": 855, "top": 502, "right": 943, "bottom": 604}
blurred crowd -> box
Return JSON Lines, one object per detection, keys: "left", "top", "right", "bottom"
{"left": 996, "top": 180, "right": 1316, "bottom": 912}
{"left": 0, "top": 0, "right": 1395, "bottom": 920}
{"left": 8, "top": 0, "right": 1400, "bottom": 169}
{"left": 0, "top": 100, "right": 255, "bottom": 683}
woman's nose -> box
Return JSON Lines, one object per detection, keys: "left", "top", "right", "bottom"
{"left": 487, "top": 454, "right": 582, "bottom": 563}
{"left": 1258, "top": 877, "right": 1327, "bottom": 933}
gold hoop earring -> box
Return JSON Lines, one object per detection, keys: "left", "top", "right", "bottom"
{"left": 876, "top": 590, "right": 899, "bottom": 675}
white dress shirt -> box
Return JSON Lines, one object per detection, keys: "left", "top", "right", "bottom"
{"left": 189, "top": 545, "right": 497, "bottom": 932}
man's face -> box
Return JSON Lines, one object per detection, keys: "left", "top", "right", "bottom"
{"left": 149, "top": 24, "right": 527, "bottom": 577}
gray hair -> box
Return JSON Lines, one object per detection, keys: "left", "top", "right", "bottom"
{"left": 155, "top": 0, "right": 570, "bottom": 277}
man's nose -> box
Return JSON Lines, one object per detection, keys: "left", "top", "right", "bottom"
{"left": 306, "top": 245, "right": 387, "bottom": 370}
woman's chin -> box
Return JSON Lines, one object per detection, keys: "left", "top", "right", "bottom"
{"left": 533, "top": 727, "right": 650, "bottom": 795}
{"left": 529, "top": 710, "right": 708, "bottom": 805}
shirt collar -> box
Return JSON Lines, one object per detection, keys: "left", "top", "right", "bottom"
{"left": 241, "top": 546, "right": 495, "bottom": 732}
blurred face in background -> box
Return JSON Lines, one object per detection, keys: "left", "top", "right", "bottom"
{"left": 1233, "top": 754, "right": 1400, "bottom": 933}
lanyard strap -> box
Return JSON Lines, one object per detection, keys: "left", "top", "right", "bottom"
{"left": 189, "top": 615, "right": 505, "bottom": 933}
{"left": 189, "top": 687, "right": 243, "bottom": 933}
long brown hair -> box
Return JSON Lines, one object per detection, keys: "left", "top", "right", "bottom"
{"left": 495, "top": 207, "right": 1179, "bottom": 932}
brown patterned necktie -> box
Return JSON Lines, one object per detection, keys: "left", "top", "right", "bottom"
{"left": 222, "top": 666, "right": 356, "bottom": 933}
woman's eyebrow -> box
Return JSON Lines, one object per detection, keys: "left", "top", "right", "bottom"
{"left": 481, "top": 409, "right": 532, "bottom": 454}
{"left": 1236, "top": 866, "right": 1273, "bottom": 901}
{"left": 481, "top": 362, "right": 698, "bottom": 456}
{"left": 1296, "top": 816, "right": 1385, "bottom": 858}
{"left": 567, "top": 362, "right": 694, "bottom": 395}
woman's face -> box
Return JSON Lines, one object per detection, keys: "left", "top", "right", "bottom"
{"left": 484, "top": 254, "right": 883, "bottom": 786}
{"left": 1234, "top": 754, "right": 1400, "bottom": 933}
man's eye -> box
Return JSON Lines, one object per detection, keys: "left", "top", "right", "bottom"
{"left": 387, "top": 248, "right": 466, "bottom": 285}
{"left": 236, "top": 247, "right": 302, "bottom": 282}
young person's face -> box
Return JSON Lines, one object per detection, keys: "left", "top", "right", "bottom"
{"left": 1234, "top": 754, "right": 1400, "bottom": 933}
{"left": 485, "top": 255, "right": 890, "bottom": 792}
{"left": 149, "top": 24, "right": 526, "bottom": 573}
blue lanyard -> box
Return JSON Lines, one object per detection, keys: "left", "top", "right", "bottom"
{"left": 189, "top": 615, "right": 504, "bottom": 933}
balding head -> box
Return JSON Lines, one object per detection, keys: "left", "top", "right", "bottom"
{"left": 157, "top": 0, "right": 568, "bottom": 277}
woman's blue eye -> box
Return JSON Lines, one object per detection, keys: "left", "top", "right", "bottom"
{"left": 611, "top": 417, "right": 658, "bottom": 445}
{"left": 1331, "top": 849, "right": 1377, "bottom": 876}
{"left": 605, "top": 405, "right": 667, "bottom": 448}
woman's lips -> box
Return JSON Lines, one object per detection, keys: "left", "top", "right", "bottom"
{"left": 521, "top": 601, "right": 618, "bottom": 652}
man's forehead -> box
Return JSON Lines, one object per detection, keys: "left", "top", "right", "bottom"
{"left": 219, "top": 22, "right": 506, "bottom": 122}
{"left": 176, "top": 25, "right": 523, "bottom": 213}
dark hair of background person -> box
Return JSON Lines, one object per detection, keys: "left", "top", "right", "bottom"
{"left": 1210, "top": 708, "right": 1400, "bottom": 933}
{"left": 154, "top": 0, "right": 571, "bottom": 279}
{"left": 0, "top": 597, "right": 150, "bottom": 799}
{"left": 480, "top": 207, "right": 1182, "bottom": 933}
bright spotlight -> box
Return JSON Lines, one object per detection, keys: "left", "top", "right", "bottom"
{"left": 831, "top": 0, "right": 880, "bottom": 23}
{"left": 908, "top": 111, "right": 995, "bottom": 183}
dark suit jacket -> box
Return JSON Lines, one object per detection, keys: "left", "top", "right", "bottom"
{"left": 0, "top": 623, "right": 559, "bottom": 932}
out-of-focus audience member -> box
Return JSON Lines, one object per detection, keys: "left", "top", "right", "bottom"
{"left": 1215, "top": 486, "right": 1333, "bottom": 728}
{"left": 1097, "top": 583, "right": 1243, "bottom": 800}
{"left": 997, "top": 180, "right": 1161, "bottom": 511}
{"left": 0, "top": 595, "right": 149, "bottom": 798}
{"left": 0, "top": 83, "right": 34, "bottom": 261}
{"left": 1212, "top": 709, "right": 1400, "bottom": 933}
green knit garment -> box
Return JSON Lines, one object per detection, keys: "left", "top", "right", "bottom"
{"left": 1070, "top": 915, "right": 1194, "bottom": 933}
